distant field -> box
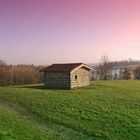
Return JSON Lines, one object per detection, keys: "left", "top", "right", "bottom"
{"left": 0, "top": 81, "right": 140, "bottom": 140}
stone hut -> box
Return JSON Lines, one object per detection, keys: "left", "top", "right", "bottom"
{"left": 40, "top": 63, "right": 94, "bottom": 89}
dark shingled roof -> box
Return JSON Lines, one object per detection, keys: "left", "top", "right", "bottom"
{"left": 40, "top": 63, "right": 84, "bottom": 72}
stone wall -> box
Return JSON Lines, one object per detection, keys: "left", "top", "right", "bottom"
{"left": 44, "top": 72, "right": 70, "bottom": 89}
{"left": 70, "top": 67, "right": 90, "bottom": 88}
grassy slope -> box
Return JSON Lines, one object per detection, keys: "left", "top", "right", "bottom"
{"left": 0, "top": 81, "right": 140, "bottom": 140}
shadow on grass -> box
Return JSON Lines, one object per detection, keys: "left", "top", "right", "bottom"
{"left": 18, "top": 84, "right": 70, "bottom": 90}
{"left": 16, "top": 83, "right": 97, "bottom": 91}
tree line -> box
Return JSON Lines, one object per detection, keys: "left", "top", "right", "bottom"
{"left": 92, "top": 55, "right": 140, "bottom": 80}
{"left": 1, "top": 57, "right": 140, "bottom": 86}
{"left": 0, "top": 60, "right": 44, "bottom": 86}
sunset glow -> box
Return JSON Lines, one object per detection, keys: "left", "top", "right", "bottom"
{"left": 0, "top": 0, "right": 140, "bottom": 65}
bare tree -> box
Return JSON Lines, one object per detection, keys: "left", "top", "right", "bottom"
{"left": 119, "top": 68, "right": 123, "bottom": 80}
{"left": 113, "top": 73, "right": 118, "bottom": 80}
{"left": 0, "top": 60, "right": 11, "bottom": 86}
{"left": 0, "top": 60, "right": 6, "bottom": 66}
{"left": 133, "top": 66, "right": 140, "bottom": 80}
{"left": 121, "top": 68, "right": 132, "bottom": 80}
{"left": 98, "top": 55, "right": 112, "bottom": 80}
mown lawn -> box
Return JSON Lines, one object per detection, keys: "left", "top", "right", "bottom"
{"left": 0, "top": 81, "right": 140, "bottom": 140}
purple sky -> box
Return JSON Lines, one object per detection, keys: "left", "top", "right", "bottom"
{"left": 0, "top": 0, "right": 140, "bottom": 65}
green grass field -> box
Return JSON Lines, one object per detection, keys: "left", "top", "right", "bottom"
{"left": 0, "top": 81, "right": 140, "bottom": 140}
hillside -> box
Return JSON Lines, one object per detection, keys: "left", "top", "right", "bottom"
{"left": 0, "top": 81, "right": 140, "bottom": 140}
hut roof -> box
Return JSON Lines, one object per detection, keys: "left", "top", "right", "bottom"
{"left": 40, "top": 63, "right": 94, "bottom": 73}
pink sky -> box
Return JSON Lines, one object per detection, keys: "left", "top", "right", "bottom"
{"left": 0, "top": 0, "right": 140, "bottom": 65}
